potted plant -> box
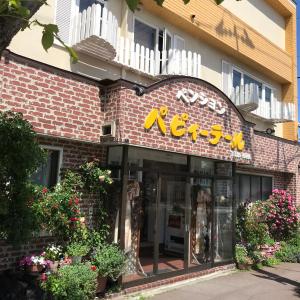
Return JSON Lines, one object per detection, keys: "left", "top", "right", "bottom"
{"left": 67, "top": 241, "right": 89, "bottom": 264}
{"left": 44, "top": 244, "right": 63, "bottom": 273}
{"left": 19, "top": 255, "right": 51, "bottom": 273}
{"left": 41, "top": 263, "right": 98, "bottom": 300}
{"left": 92, "top": 243, "right": 126, "bottom": 293}
{"left": 235, "top": 244, "right": 252, "bottom": 270}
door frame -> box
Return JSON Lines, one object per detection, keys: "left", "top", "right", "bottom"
{"left": 116, "top": 146, "right": 235, "bottom": 288}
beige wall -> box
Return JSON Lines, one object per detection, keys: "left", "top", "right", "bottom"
{"left": 221, "top": 0, "right": 286, "bottom": 49}
{"left": 7, "top": 0, "right": 287, "bottom": 137}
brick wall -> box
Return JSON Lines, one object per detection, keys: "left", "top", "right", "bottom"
{"left": 0, "top": 53, "right": 102, "bottom": 142}
{"left": 0, "top": 136, "right": 107, "bottom": 272}
{"left": 104, "top": 78, "right": 253, "bottom": 164}
{"left": 1, "top": 54, "right": 300, "bottom": 272}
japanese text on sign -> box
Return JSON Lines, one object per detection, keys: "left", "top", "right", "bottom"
{"left": 144, "top": 106, "right": 245, "bottom": 151}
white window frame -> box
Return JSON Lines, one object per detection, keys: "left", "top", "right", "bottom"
{"left": 231, "top": 66, "right": 274, "bottom": 103}
{"left": 40, "top": 145, "right": 64, "bottom": 184}
{"left": 133, "top": 17, "right": 160, "bottom": 73}
{"left": 133, "top": 17, "right": 159, "bottom": 52}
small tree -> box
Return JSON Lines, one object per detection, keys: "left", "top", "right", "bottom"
{"left": 0, "top": 111, "right": 45, "bottom": 243}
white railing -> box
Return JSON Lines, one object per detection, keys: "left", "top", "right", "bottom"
{"left": 72, "top": 3, "right": 118, "bottom": 50}
{"left": 116, "top": 37, "right": 201, "bottom": 78}
{"left": 230, "top": 83, "right": 259, "bottom": 109}
{"left": 230, "top": 83, "right": 295, "bottom": 122}
{"left": 253, "top": 99, "right": 295, "bottom": 122}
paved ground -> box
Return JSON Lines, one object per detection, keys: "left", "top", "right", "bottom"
{"left": 132, "top": 263, "right": 300, "bottom": 300}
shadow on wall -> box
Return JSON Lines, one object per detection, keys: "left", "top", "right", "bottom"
{"left": 215, "top": 19, "right": 255, "bottom": 50}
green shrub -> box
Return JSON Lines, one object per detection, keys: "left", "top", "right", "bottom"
{"left": 67, "top": 241, "right": 89, "bottom": 257}
{"left": 93, "top": 244, "right": 126, "bottom": 281}
{"left": 41, "top": 263, "right": 97, "bottom": 300}
{"left": 263, "top": 190, "right": 298, "bottom": 241}
{"left": 235, "top": 244, "right": 251, "bottom": 264}
{"left": 237, "top": 202, "right": 271, "bottom": 250}
{"left": 31, "top": 173, "right": 87, "bottom": 242}
{"left": 262, "top": 257, "right": 281, "bottom": 266}
{"left": 275, "top": 235, "right": 300, "bottom": 262}
{"left": 0, "top": 111, "right": 45, "bottom": 243}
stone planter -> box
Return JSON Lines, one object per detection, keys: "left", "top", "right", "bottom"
{"left": 96, "top": 276, "right": 107, "bottom": 294}
{"left": 237, "top": 262, "right": 252, "bottom": 270}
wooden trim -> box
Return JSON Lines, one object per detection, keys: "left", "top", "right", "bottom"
{"left": 153, "top": 173, "right": 161, "bottom": 275}
{"left": 184, "top": 156, "right": 191, "bottom": 270}
{"left": 119, "top": 146, "right": 129, "bottom": 250}
{"left": 141, "top": 0, "right": 293, "bottom": 84}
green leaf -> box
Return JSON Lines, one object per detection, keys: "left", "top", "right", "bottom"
{"left": 126, "top": 0, "right": 139, "bottom": 11}
{"left": 42, "top": 30, "right": 54, "bottom": 52}
{"left": 8, "top": 0, "right": 20, "bottom": 9}
{"left": 17, "top": 6, "right": 30, "bottom": 17}
{"left": 44, "top": 24, "right": 59, "bottom": 35}
{"left": 215, "top": 0, "right": 225, "bottom": 4}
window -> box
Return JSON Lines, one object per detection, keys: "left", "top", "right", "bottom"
{"left": 31, "top": 147, "right": 63, "bottom": 188}
{"left": 79, "top": 0, "right": 103, "bottom": 12}
{"left": 231, "top": 67, "right": 273, "bottom": 104}
{"left": 236, "top": 174, "right": 272, "bottom": 205}
{"left": 233, "top": 69, "right": 242, "bottom": 89}
{"left": 134, "top": 19, "right": 157, "bottom": 51}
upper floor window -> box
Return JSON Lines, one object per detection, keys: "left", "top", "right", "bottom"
{"left": 232, "top": 68, "right": 265, "bottom": 100}
{"left": 79, "top": 0, "right": 103, "bottom": 12}
{"left": 31, "top": 146, "right": 63, "bottom": 188}
{"left": 134, "top": 19, "right": 157, "bottom": 51}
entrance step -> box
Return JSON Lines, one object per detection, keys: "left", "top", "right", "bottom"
{"left": 102, "top": 264, "right": 236, "bottom": 299}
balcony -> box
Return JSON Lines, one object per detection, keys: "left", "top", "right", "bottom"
{"left": 72, "top": 3, "right": 118, "bottom": 61}
{"left": 230, "top": 84, "right": 295, "bottom": 123}
{"left": 115, "top": 38, "right": 201, "bottom": 78}
{"left": 230, "top": 83, "right": 259, "bottom": 113}
{"left": 252, "top": 99, "right": 295, "bottom": 123}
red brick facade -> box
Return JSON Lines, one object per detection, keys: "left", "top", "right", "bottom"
{"left": 0, "top": 53, "right": 102, "bottom": 142}
{"left": 0, "top": 52, "right": 299, "bottom": 273}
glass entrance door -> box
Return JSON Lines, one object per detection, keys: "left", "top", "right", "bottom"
{"left": 189, "top": 178, "right": 213, "bottom": 268}
{"left": 156, "top": 175, "right": 186, "bottom": 275}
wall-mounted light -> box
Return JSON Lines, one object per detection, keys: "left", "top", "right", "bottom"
{"left": 132, "top": 85, "right": 145, "bottom": 96}
{"left": 266, "top": 128, "right": 275, "bottom": 135}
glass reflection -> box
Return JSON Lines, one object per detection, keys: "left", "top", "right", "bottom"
{"left": 214, "top": 179, "right": 233, "bottom": 262}
{"left": 190, "top": 178, "right": 213, "bottom": 266}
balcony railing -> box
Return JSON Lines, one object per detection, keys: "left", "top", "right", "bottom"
{"left": 72, "top": 3, "right": 119, "bottom": 61}
{"left": 253, "top": 99, "right": 295, "bottom": 123}
{"left": 230, "top": 83, "right": 259, "bottom": 112}
{"left": 115, "top": 37, "right": 201, "bottom": 78}
{"left": 230, "top": 84, "right": 295, "bottom": 122}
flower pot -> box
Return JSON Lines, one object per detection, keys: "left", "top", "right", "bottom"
{"left": 49, "top": 261, "right": 59, "bottom": 273}
{"left": 237, "top": 262, "right": 252, "bottom": 270}
{"left": 96, "top": 276, "right": 107, "bottom": 294}
{"left": 26, "top": 264, "right": 44, "bottom": 273}
{"left": 71, "top": 256, "right": 82, "bottom": 264}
